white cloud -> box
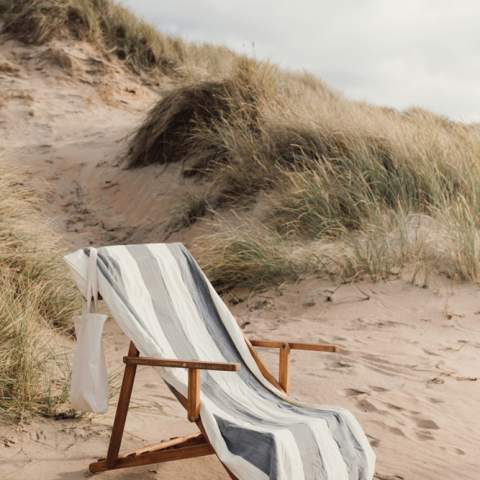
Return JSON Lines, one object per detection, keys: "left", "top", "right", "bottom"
{"left": 118, "top": 0, "right": 480, "bottom": 122}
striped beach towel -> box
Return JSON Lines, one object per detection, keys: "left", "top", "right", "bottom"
{"left": 65, "top": 243, "right": 375, "bottom": 480}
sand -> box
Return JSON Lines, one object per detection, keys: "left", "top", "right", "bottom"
{"left": 0, "top": 38, "right": 479, "bottom": 480}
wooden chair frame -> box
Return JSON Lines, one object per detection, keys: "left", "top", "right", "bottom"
{"left": 89, "top": 338, "right": 337, "bottom": 476}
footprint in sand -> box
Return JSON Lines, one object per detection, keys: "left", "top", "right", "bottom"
{"left": 143, "top": 383, "right": 159, "bottom": 389}
{"left": 416, "top": 430, "right": 435, "bottom": 441}
{"left": 357, "top": 398, "right": 382, "bottom": 413}
{"left": 412, "top": 416, "right": 439, "bottom": 441}
{"left": 327, "top": 360, "right": 354, "bottom": 370}
{"left": 343, "top": 388, "right": 369, "bottom": 397}
{"left": 305, "top": 371, "right": 328, "bottom": 379}
{"left": 422, "top": 348, "right": 441, "bottom": 357}
{"left": 427, "top": 396, "right": 444, "bottom": 404}
{"left": 370, "top": 385, "right": 389, "bottom": 393}
{"left": 384, "top": 402, "right": 405, "bottom": 412}
{"left": 332, "top": 335, "right": 348, "bottom": 342}
{"left": 385, "top": 425, "right": 406, "bottom": 437}
{"left": 413, "top": 418, "right": 440, "bottom": 430}
{"left": 455, "top": 375, "right": 478, "bottom": 382}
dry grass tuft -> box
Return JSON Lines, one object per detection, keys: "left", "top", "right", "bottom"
{"left": 0, "top": 167, "right": 79, "bottom": 419}
{"left": 193, "top": 218, "right": 310, "bottom": 291}
{"left": 165, "top": 192, "right": 210, "bottom": 233}
{"left": 127, "top": 58, "right": 273, "bottom": 171}
{"left": 0, "top": 0, "right": 240, "bottom": 76}
{"left": 194, "top": 206, "right": 480, "bottom": 290}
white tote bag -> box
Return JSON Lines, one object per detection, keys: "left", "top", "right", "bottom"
{"left": 70, "top": 248, "right": 109, "bottom": 413}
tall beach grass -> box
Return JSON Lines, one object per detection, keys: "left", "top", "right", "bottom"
{"left": 0, "top": 0, "right": 240, "bottom": 78}
{"left": 0, "top": 166, "right": 79, "bottom": 419}
{"left": 126, "top": 58, "right": 480, "bottom": 289}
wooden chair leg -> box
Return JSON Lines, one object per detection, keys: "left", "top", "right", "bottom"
{"left": 187, "top": 368, "right": 201, "bottom": 421}
{"left": 278, "top": 343, "right": 291, "bottom": 393}
{"left": 90, "top": 343, "right": 236, "bottom": 478}
{"left": 104, "top": 341, "right": 139, "bottom": 469}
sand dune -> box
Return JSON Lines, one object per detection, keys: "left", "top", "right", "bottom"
{"left": 0, "top": 38, "right": 479, "bottom": 480}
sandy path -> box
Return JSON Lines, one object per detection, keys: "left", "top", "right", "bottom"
{"left": 0, "top": 37, "right": 192, "bottom": 248}
{"left": 1, "top": 38, "right": 479, "bottom": 480}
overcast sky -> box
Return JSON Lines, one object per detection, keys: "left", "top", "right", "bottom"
{"left": 119, "top": 0, "right": 480, "bottom": 122}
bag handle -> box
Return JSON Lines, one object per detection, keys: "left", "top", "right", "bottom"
{"left": 84, "top": 247, "right": 100, "bottom": 314}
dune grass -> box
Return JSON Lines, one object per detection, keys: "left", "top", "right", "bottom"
{"left": 3, "top": 0, "right": 480, "bottom": 290}
{"left": 194, "top": 217, "right": 313, "bottom": 291}
{"left": 165, "top": 192, "right": 210, "bottom": 234}
{"left": 0, "top": 0, "right": 239, "bottom": 77}
{"left": 0, "top": 166, "right": 79, "bottom": 419}
{"left": 196, "top": 206, "right": 480, "bottom": 290}
{"left": 127, "top": 57, "right": 480, "bottom": 288}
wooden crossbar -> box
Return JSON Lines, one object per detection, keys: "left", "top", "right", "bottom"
{"left": 249, "top": 339, "right": 337, "bottom": 352}
{"left": 124, "top": 356, "right": 240, "bottom": 371}
{"left": 90, "top": 432, "right": 214, "bottom": 473}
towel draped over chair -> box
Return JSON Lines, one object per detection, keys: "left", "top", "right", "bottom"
{"left": 65, "top": 243, "right": 375, "bottom": 480}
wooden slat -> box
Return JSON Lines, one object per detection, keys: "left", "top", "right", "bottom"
{"left": 132, "top": 432, "right": 204, "bottom": 455}
{"left": 90, "top": 443, "right": 214, "bottom": 473}
{"left": 278, "top": 343, "right": 291, "bottom": 393}
{"left": 124, "top": 356, "right": 240, "bottom": 371}
{"left": 288, "top": 342, "right": 337, "bottom": 352}
{"left": 187, "top": 368, "right": 201, "bottom": 422}
{"left": 105, "top": 342, "right": 139, "bottom": 469}
{"left": 250, "top": 339, "right": 337, "bottom": 352}
{"left": 250, "top": 339, "right": 286, "bottom": 349}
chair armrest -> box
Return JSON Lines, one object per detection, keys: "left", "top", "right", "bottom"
{"left": 123, "top": 355, "right": 239, "bottom": 422}
{"left": 249, "top": 339, "right": 337, "bottom": 393}
{"left": 123, "top": 356, "right": 240, "bottom": 371}
{"left": 249, "top": 339, "right": 337, "bottom": 352}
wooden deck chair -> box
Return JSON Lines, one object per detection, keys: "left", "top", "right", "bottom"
{"left": 65, "top": 243, "right": 375, "bottom": 480}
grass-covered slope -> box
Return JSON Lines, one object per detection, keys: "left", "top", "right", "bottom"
{"left": 0, "top": 0, "right": 239, "bottom": 77}
{"left": 129, "top": 61, "right": 480, "bottom": 289}
{"left": 3, "top": 0, "right": 480, "bottom": 291}
{"left": 0, "top": 166, "right": 79, "bottom": 419}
